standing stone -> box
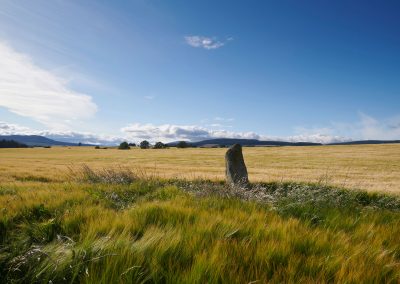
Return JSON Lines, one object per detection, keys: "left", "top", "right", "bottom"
{"left": 225, "top": 144, "right": 249, "bottom": 187}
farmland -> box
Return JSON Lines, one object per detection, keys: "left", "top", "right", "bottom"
{"left": 0, "top": 144, "right": 399, "bottom": 193}
{"left": 1, "top": 144, "right": 400, "bottom": 283}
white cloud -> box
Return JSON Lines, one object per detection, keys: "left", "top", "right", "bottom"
{"left": 286, "top": 133, "right": 349, "bottom": 144}
{"left": 357, "top": 113, "right": 400, "bottom": 140}
{"left": 0, "top": 121, "right": 121, "bottom": 145}
{"left": 42, "top": 131, "right": 122, "bottom": 145}
{"left": 0, "top": 120, "right": 352, "bottom": 145}
{"left": 292, "top": 126, "right": 349, "bottom": 144}
{"left": 292, "top": 113, "right": 400, "bottom": 143}
{"left": 120, "top": 122, "right": 360, "bottom": 144}
{"left": 144, "top": 95, "right": 154, "bottom": 100}
{"left": 184, "top": 36, "right": 227, "bottom": 50}
{"left": 0, "top": 42, "right": 98, "bottom": 130}
{"left": 1, "top": 113, "right": 399, "bottom": 146}
{"left": 121, "top": 123, "right": 261, "bottom": 142}
{"left": 0, "top": 121, "right": 32, "bottom": 135}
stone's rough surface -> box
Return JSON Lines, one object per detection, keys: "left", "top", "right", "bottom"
{"left": 225, "top": 144, "right": 249, "bottom": 187}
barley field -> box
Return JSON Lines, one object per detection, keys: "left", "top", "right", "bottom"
{"left": 1, "top": 144, "right": 399, "bottom": 193}
{"left": 1, "top": 144, "right": 400, "bottom": 283}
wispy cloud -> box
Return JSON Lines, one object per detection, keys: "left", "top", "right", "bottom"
{"left": 0, "top": 42, "right": 98, "bottom": 130}
{"left": 214, "top": 117, "right": 235, "bottom": 122}
{"left": 144, "top": 95, "right": 155, "bottom": 100}
{"left": 200, "top": 117, "right": 235, "bottom": 128}
{"left": 356, "top": 112, "right": 400, "bottom": 140}
{"left": 293, "top": 113, "right": 400, "bottom": 142}
{"left": 184, "top": 36, "right": 229, "bottom": 50}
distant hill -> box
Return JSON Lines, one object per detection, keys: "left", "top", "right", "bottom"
{"left": 168, "top": 138, "right": 322, "bottom": 147}
{"left": 2, "top": 135, "right": 399, "bottom": 148}
{"left": 168, "top": 138, "right": 400, "bottom": 147}
{"left": 329, "top": 140, "right": 400, "bottom": 145}
{"left": 0, "top": 135, "right": 91, "bottom": 147}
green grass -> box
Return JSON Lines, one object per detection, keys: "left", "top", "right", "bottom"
{"left": 1, "top": 169, "right": 400, "bottom": 283}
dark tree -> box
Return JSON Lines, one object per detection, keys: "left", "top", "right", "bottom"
{"left": 176, "top": 141, "right": 190, "bottom": 148}
{"left": 118, "top": 141, "right": 130, "bottom": 150}
{"left": 0, "top": 139, "right": 28, "bottom": 148}
{"left": 153, "top": 142, "right": 166, "bottom": 149}
{"left": 128, "top": 143, "right": 136, "bottom": 147}
{"left": 140, "top": 140, "right": 150, "bottom": 149}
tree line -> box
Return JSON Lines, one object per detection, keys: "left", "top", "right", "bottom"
{"left": 116, "top": 140, "right": 192, "bottom": 150}
{"left": 0, "top": 140, "right": 28, "bottom": 148}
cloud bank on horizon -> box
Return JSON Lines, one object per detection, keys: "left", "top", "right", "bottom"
{"left": 0, "top": 120, "right": 347, "bottom": 145}
{"left": 1, "top": 112, "right": 399, "bottom": 145}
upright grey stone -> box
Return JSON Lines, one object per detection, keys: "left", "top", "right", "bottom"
{"left": 225, "top": 144, "right": 249, "bottom": 187}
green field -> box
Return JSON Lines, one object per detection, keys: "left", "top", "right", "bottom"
{"left": 1, "top": 145, "right": 400, "bottom": 283}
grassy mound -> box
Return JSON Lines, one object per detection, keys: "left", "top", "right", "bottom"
{"left": 1, "top": 170, "right": 400, "bottom": 283}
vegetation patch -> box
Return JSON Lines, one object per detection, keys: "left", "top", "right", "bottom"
{"left": 0, "top": 140, "right": 28, "bottom": 148}
{"left": 1, "top": 168, "right": 400, "bottom": 283}
{"left": 12, "top": 175, "right": 53, "bottom": 183}
{"left": 68, "top": 165, "right": 138, "bottom": 185}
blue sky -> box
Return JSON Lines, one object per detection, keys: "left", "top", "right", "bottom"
{"left": 0, "top": 0, "right": 399, "bottom": 144}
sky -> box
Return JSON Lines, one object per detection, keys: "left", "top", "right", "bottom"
{"left": 0, "top": 0, "right": 399, "bottom": 144}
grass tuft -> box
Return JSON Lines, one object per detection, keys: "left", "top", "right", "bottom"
{"left": 68, "top": 164, "right": 138, "bottom": 184}
{"left": 13, "top": 175, "right": 53, "bottom": 183}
